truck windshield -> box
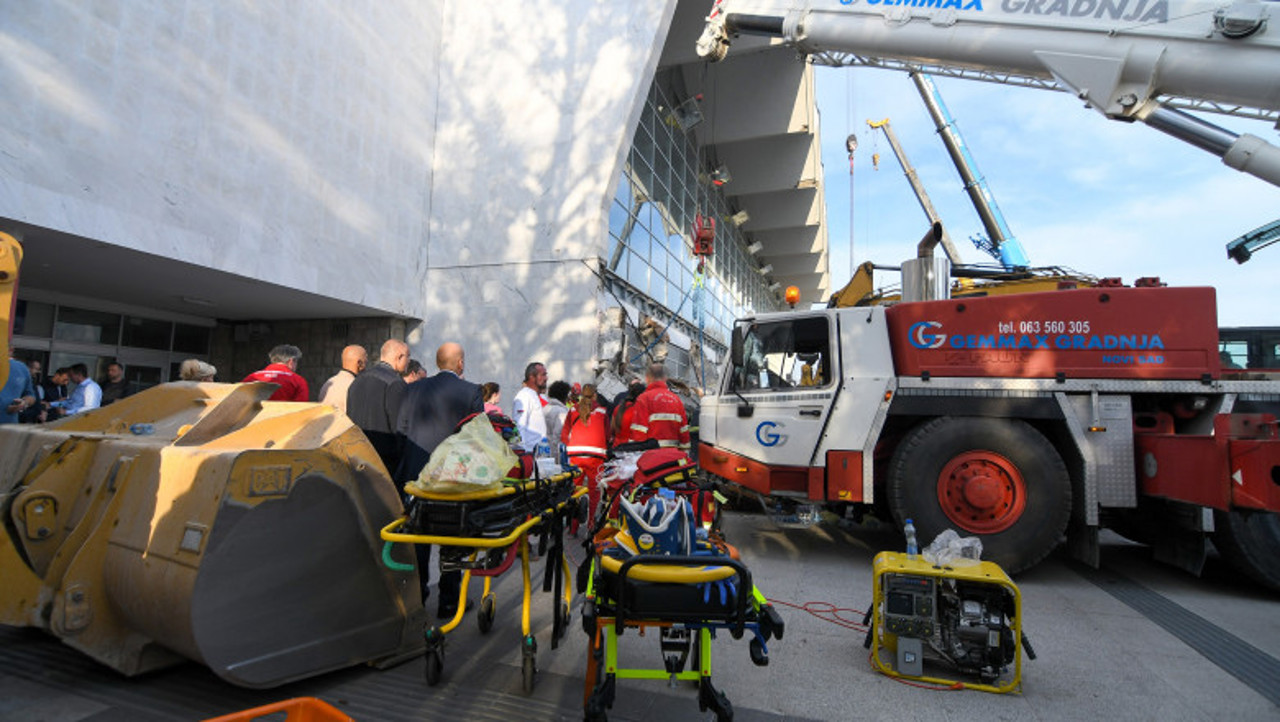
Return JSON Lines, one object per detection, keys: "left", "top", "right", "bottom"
{"left": 729, "top": 316, "right": 830, "bottom": 392}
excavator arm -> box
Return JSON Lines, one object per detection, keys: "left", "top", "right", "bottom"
{"left": 697, "top": 0, "right": 1280, "bottom": 187}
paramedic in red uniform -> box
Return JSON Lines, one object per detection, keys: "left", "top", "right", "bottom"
{"left": 562, "top": 383, "right": 608, "bottom": 533}
{"left": 628, "top": 363, "right": 690, "bottom": 450}
{"left": 242, "top": 344, "right": 310, "bottom": 401}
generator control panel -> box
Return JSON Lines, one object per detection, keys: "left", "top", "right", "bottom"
{"left": 882, "top": 573, "right": 935, "bottom": 638}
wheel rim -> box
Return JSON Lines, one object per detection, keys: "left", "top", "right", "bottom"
{"left": 937, "top": 450, "right": 1026, "bottom": 533}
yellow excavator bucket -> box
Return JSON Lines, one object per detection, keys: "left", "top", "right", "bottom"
{"left": 0, "top": 382, "right": 424, "bottom": 688}
{"left": 0, "top": 231, "right": 22, "bottom": 387}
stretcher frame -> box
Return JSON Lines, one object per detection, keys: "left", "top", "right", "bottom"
{"left": 581, "top": 543, "right": 784, "bottom": 722}
{"left": 380, "top": 470, "right": 585, "bottom": 692}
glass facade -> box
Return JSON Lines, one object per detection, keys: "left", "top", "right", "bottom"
{"left": 12, "top": 298, "right": 215, "bottom": 396}
{"left": 605, "top": 77, "right": 782, "bottom": 383}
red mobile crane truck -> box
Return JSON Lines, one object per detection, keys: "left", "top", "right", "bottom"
{"left": 700, "top": 238, "right": 1280, "bottom": 587}
{"left": 693, "top": 0, "right": 1280, "bottom": 589}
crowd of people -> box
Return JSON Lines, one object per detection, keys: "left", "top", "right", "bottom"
{"left": 302, "top": 339, "right": 693, "bottom": 618}
{"left": 3, "top": 339, "right": 695, "bottom": 619}
{"left": 1, "top": 354, "right": 217, "bottom": 424}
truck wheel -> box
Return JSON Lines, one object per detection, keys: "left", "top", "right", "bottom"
{"left": 888, "top": 417, "right": 1071, "bottom": 574}
{"left": 1213, "top": 509, "right": 1280, "bottom": 591}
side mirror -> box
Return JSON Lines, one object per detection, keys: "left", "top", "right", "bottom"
{"left": 736, "top": 402, "right": 754, "bottom": 418}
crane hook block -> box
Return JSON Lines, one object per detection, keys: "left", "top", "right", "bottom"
{"left": 693, "top": 214, "right": 715, "bottom": 257}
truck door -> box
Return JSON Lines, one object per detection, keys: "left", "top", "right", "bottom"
{"left": 713, "top": 314, "right": 836, "bottom": 467}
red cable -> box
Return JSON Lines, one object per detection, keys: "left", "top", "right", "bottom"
{"left": 767, "top": 598, "right": 867, "bottom": 632}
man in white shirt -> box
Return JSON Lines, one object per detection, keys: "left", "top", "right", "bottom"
{"left": 50, "top": 363, "right": 102, "bottom": 416}
{"left": 318, "top": 344, "right": 367, "bottom": 413}
{"left": 511, "top": 361, "right": 548, "bottom": 447}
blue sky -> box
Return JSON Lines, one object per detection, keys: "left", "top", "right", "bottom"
{"left": 814, "top": 66, "right": 1280, "bottom": 327}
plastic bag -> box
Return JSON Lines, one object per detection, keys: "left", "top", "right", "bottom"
{"left": 597, "top": 451, "right": 643, "bottom": 492}
{"left": 408, "top": 414, "right": 518, "bottom": 495}
{"left": 922, "top": 528, "right": 983, "bottom": 567}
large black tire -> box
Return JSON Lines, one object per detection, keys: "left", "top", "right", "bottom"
{"left": 1213, "top": 509, "right": 1280, "bottom": 592}
{"left": 888, "top": 417, "right": 1071, "bottom": 574}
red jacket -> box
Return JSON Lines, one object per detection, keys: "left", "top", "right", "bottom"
{"left": 242, "top": 363, "right": 310, "bottom": 402}
{"left": 562, "top": 405, "right": 608, "bottom": 460}
{"left": 629, "top": 381, "right": 689, "bottom": 448}
{"left": 610, "top": 399, "right": 639, "bottom": 447}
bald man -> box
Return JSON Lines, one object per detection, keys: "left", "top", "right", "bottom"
{"left": 319, "top": 344, "right": 368, "bottom": 413}
{"left": 396, "top": 342, "right": 483, "bottom": 617}
{"left": 347, "top": 339, "right": 410, "bottom": 474}
{"left": 396, "top": 342, "right": 483, "bottom": 480}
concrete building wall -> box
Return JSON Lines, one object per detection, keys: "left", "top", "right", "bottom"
{"left": 1, "top": 0, "right": 722, "bottom": 396}
{"left": 0, "top": 0, "right": 443, "bottom": 319}
{"left": 420, "top": 1, "right": 679, "bottom": 390}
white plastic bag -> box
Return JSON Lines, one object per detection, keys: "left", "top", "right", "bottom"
{"left": 922, "top": 528, "right": 983, "bottom": 567}
{"left": 597, "top": 451, "right": 643, "bottom": 493}
{"left": 409, "top": 415, "right": 517, "bottom": 494}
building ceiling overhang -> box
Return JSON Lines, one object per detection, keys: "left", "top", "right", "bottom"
{"left": 6, "top": 221, "right": 403, "bottom": 321}
{"left": 659, "top": 1, "right": 831, "bottom": 307}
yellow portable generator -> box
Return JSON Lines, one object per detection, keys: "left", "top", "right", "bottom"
{"left": 866, "top": 552, "right": 1033, "bottom": 693}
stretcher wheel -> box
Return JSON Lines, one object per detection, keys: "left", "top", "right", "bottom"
{"left": 522, "top": 655, "right": 536, "bottom": 693}
{"left": 425, "top": 649, "right": 443, "bottom": 686}
{"left": 749, "top": 637, "right": 768, "bottom": 667}
{"left": 521, "top": 635, "right": 538, "bottom": 693}
{"left": 477, "top": 594, "right": 496, "bottom": 634}
{"left": 559, "top": 601, "right": 572, "bottom": 640}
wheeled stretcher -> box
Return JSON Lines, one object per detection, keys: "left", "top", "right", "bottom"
{"left": 578, "top": 448, "right": 784, "bottom": 722}
{"left": 380, "top": 470, "right": 585, "bottom": 692}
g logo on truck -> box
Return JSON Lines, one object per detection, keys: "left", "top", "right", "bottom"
{"left": 908, "top": 321, "right": 947, "bottom": 349}
{"left": 756, "top": 421, "right": 782, "bottom": 447}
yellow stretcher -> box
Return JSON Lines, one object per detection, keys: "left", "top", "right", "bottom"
{"left": 380, "top": 471, "right": 586, "bottom": 692}
{"left": 580, "top": 534, "right": 784, "bottom": 722}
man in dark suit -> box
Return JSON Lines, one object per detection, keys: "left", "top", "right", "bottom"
{"left": 396, "top": 341, "right": 483, "bottom": 619}
{"left": 347, "top": 339, "right": 410, "bottom": 475}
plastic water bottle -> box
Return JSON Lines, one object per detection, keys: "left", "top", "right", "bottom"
{"left": 904, "top": 518, "right": 918, "bottom": 560}
{"left": 534, "top": 437, "right": 560, "bottom": 477}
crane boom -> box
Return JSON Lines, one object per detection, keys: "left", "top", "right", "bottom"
{"left": 910, "top": 72, "right": 1031, "bottom": 270}
{"left": 697, "top": 0, "right": 1280, "bottom": 188}
{"left": 866, "top": 118, "right": 965, "bottom": 264}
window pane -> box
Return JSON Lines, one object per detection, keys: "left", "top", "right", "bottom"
{"left": 122, "top": 316, "right": 172, "bottom": 350}
{"left": 49, "top": 352, "right": 107, "bottom": 381}
{"left": 173, "top": 323, "right": 211, "bottom": 355}
{"left": 614, "top": 172, "right": 633, "bottom": 209}
{"left": 123, "top": 364, "right": 163, "bottom": 395}
{"left": 14, "top": 299, "right": 55, "bottom": 337}
{"left": 625, "top": 250, "right": 648, "bottom": 291}
{"left": 54, "top": 307, "right": 120, "bottom": 344}
{"left": 628, "top": 226, "right": 650, "bottom": 260}
{"left": 609, "top": 200, "right": 631, "bottom": 243}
